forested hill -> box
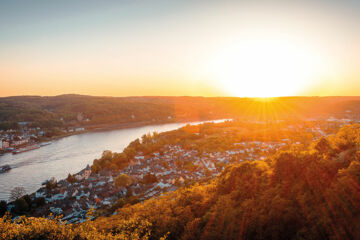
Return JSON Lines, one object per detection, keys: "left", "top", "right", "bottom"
{"left": 1, "top": 123, "right": 359, "bottom": 239}
{"left": 91, "top": 124, "right": 360, "bottom": 240}
{"left": 2, "top": 95, "right": 360, "bottom": 130}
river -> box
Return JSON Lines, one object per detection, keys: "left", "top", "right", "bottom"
{"left": 0, "top": 119, "right": 228, "bottom": 201}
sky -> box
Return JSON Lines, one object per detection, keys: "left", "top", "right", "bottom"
{"left": 0, "top": 0, "right": 360, "bottom": 97}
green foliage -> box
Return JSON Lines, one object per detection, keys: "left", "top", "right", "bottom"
{"left": 1, "top": 94, "right": 235, "bottom": 131}
{"left": 0, "top": 121, "right": 19, "bottom": 130}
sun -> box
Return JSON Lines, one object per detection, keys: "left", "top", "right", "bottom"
{"left": 203, "top": 38, "right": 325, "bottom": 97}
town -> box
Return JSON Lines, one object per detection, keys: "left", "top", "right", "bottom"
{"left": 15, "top": 141, "right": 287, "bottom": 223}
{"left": 0, "top": 121, "right": 85, "bottom": 155}
{"left": 4, "top": 117, "right": 352, "bottom": 223}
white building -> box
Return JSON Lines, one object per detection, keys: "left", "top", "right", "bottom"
{"left": 0, "top": 140, "right": 9, "bottom": 150}
{"left": 75, "top": 127, "right": 85, "bottom": 132}
{"left": 75, "top": 168, "right": 91, "bottom": 180}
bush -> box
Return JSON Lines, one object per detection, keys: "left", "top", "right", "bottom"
{"left": 13, "top": 198, "right": 29, "bottom": 214}
{"left": 34, "top": 197, "right": 46, "bottom": 207}
{"left": 0, "top": 201, "right": 7, "bottom": 217}
{"left": 45, "top": 177, "right": 58, "bottom": 190}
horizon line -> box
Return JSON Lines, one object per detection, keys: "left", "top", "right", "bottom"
{"left": 2, "top": 94, "right": 360, "bottom": 99}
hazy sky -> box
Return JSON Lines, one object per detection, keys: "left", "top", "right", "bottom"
{"left": 1, "top": 0, "right": 359, "bottom": 97}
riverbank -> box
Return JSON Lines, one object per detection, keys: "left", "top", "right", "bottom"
{"left": 1, "top": 122, "right": 160, "bottom": 155}
{"left": 7, "top": 118, "right": 238, "bottom": 222}
{"left": 1, "top": 118, "right": 231, "bottom": 157}
{"left": 46, "top": 117, "right": 232, "bottom": 143}
{"left": 0, "top": 119, "right": 231, "bottom": 201}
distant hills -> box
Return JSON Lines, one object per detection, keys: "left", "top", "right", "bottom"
{"left": 1, "top": 95, "right": 360, "bottom": 131}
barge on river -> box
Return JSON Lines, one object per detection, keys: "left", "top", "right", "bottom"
{"left": 12, "top": 144, "right": 40, "bottom": 154}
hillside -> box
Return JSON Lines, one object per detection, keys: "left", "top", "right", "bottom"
{"left": 0, "top": 122, "right": 359, "bottom": 239}
{"left": 91, "top": 124, "right": 360, "bottom": 240}
{"left": 2, "top": 95, "right": 360, "bottom": 131}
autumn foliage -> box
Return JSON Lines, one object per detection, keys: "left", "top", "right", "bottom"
{"left": 1, "top": 124, "right": 360, "bottom": 239}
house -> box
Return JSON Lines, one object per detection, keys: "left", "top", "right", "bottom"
{"left": 51, "top": 192, "right": 67, "bottom": 201}
{"left": 38, "top": 131, "right": 45, "bottom": 136}
{"left": 75, "top": 127, "right": 85, "bottom": 132}
{"left": 75, "top": 167, "right": 91, "bottom": 180}
{"left": 12, "top": 137, "right": 28, "bottom": 146}
{"left": 50, "top": 207, "right": 63, "bottom": 215}
{"left": 77, "top": 113, "right": 84, "bottom": 122}
{"left": 17, "top": 122, "right": 29, "bottom": 126}
{"left": 135, "top": 155, "right": 145, "bottom": 160}
{"left": 35, "top": 191, "right": 45, "bottom": 198}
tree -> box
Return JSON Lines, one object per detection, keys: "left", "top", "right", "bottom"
{"left": 91, "top": 163, "right": 101, "bottom": 173}
{"left": 67, "top": 173, "right": 77, "bottom": 184}
{"left": 115, "top": 174, "right": 132, "bottom": 188}
{"left": 9, "top": 187, "right": 26, "bottom": 202}
{"left": 142, "top": 173, "right": 158, "bottom": 184}
{"left": 34, "top": 197, "right": 46, "bottom": 207}
{"left": 112, "top": 152, "right": 129, "bottom": 170}
{"left": 123, "top": 146, "right": 136, "bottom": 159}
{"left": 13, "top": 198, "right": 29, "bottom": 214}
{"left": 0, "top": 200, "right": 7, "bottom": 217}
{"left": 46, "top": 177, "right": 57, "bottom": 190}
{"left": 314, "top": 137, "right": 332, "bottom": 154}
{"left": 22, "top": 195, "right": 32, "bottom": 208}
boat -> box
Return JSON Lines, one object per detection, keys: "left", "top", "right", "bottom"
{"left": 12, "top": 144, "right": 40, "bottom": 154}
{"left": 40, "top": 141, "right": 52, "bottom": 147}
{"left": 0, "top": 165, "right": 11, "bottom": 173}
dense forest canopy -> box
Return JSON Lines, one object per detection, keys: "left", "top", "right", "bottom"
{"left": 1, "top": 95, "right": 360, "bottom": 130}
{"left": 1, "top": 123, "right": 359, "bottom": 239}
